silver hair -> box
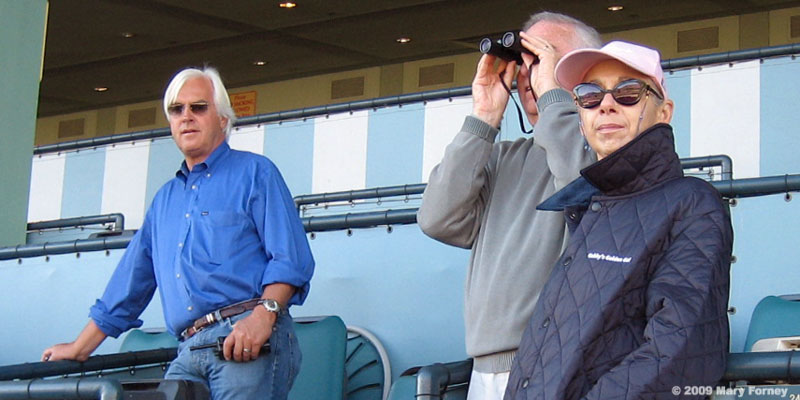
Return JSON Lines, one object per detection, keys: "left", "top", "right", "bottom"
{"left": 522, "top": 11, "right": 602, "bottom": 49}
{"left": 163, "top": 66, "right": 236, "bottom": 139}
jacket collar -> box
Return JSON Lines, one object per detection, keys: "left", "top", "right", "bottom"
{"left": 538, "top": 123, "right": 683, "bottom": 211}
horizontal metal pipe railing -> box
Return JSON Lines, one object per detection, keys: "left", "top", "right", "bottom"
{"left": 27, "top": 213, "right": 125, "bottom": 233}
{"left": 0, "top": 236, "right": 131, "bottom": 260}
{"left": 3, "top": 173, "right": 799, "bottom": 260}
{"left": 411, "top": 351, "right": 800, "bottom": 398}
{"left": 294, "top": 184, "right": 426, "bottom": 207}
{"left": 31, "top": 44, "right": 800, "bottom": 157}
{"left": 0, "top": 348, "right": 177, "bottom": 382}
{"left": 712, "top": 174, "right": 800, "bottom": 199}
{"left": 302, "top": 209, "right": 418, "bottom": 232}
{"left": 296, "top": 156, "right": 730, "bottom": 209}
{"left": 724, "top": 351, "right": 800, "bottom": 383}
{"left": 33, "top": 87, "right": 472, "bottom": 156}
{"left": 680, "top": 155, "right": 733, "bottom": 180}
{"left": 0, "top": 378, "right": 123, "bottom": 400}
{"left": 662, "top": 42, "right": 800, "bottom": 70}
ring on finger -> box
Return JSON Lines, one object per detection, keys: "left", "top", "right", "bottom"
{"left": 243, "top": 348, "right": 251, "bottom": 353}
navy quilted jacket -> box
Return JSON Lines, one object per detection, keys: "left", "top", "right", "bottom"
{"left": 505, "top": 123, "right": 733, "bottom": 400}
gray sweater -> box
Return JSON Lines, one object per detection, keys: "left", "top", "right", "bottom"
{"left": 417, "top": 88, "right": 595, "bottom": 373}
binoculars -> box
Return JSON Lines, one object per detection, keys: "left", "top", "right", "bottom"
{"left": 479, "top": 31, "right": 538, "bottom": 65}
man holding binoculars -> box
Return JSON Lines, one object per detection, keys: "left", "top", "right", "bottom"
{"left": 418, "top": 11, "right": 600, "bottom": 399}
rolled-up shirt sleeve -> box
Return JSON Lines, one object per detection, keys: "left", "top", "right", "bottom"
{"left": 89, "top": 214, "right": 157, "bottom": 338}
{"left": 251, "top": 161, "right": 315, "bottom": 306}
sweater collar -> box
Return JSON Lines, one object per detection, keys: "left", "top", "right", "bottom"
{"left": 537, "top": 123, "right": 682, "bottom": 211}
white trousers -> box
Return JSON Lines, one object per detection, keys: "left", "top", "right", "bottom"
{"left": 466, "top": 370, "right": 510, "bottom": 400}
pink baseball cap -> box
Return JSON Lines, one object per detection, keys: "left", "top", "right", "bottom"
{"left": 555, "top": 40, "right": 667, "bottom": 99}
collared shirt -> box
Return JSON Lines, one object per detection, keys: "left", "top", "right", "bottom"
{"left": 89, "top": 142, "right": 315, "bottom": 337}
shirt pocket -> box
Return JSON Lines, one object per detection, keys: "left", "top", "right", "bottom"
{"left": 194, "top": 210, "right": 249, "bottom": 264}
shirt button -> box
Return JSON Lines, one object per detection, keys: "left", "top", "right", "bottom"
{"left": 206, "top": 173, "right": 211, "bottom": 178}
{"left": 178, "top": 243, "right": 183, "bottom": 247}
{"left": 191, "top": 185, "right": 197, "bottom": 190}
{"left": 542, "top": 317, "right": 550, "bottom": 328}
{"left": 176, "top": 273, "right": 181, "bottom": 278}
{"left": 185, "top": 213, "right": 190, "bottom": 218}
{"left": 590, "top": 202, "right": 601, "bottom": 212}
{"left": 187, "top": 306, "right": 193, "bottom": 311}
{"left": 522, "top": 378, "right": 529, "bottom": 388}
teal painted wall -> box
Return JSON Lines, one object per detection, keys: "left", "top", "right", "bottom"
{"left": 0, "top": 0, "right": 47, "bottom": 246}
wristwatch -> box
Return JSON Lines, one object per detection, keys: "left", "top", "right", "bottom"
{"left": 258, "top": 299, "right": 281, "bottom": 313}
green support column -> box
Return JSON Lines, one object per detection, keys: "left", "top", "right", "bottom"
{"left": 0, "top": 0, "right": 47, "bottom": 247}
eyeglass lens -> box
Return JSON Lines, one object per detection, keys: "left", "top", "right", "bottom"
{"left": 168, "top": 102, "right": 209, "bottom": 116}
{"left": 574, "top": 80, "right": 649, "bottom": 109}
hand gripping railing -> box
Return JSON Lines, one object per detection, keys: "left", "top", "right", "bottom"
{"left": 0, "top": 348, "right": 177, "bottom": 381}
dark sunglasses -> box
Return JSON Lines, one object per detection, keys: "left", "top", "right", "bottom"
{"left": 573, "top": 79, "right": 663, "bottom": 109}
{"left": 167, "top": 102, "right": 210, "bottom": 116}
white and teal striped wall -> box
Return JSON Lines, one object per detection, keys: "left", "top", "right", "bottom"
{"left": 10, "top": 55, "right": 800, "bottom": 370}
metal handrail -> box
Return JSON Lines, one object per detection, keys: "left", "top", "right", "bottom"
{"left": 0, "top": 378, "right": 123, "bottom": 400}
{"left": 409, "top": 351, "right": 800, "bottom": 398}
{"left": 32, "top": 44, "right": 800, "bottom": 156}
{"left": 662, "top": 42, "right": 800, "bottom": 70}
{"left": 295, "top": 184, "right": 426, "bottom": 207}
{"left": 680, "top": 155, "right": 733, "bottom": 180}
{"left": 3, "top": 173, "right": 799, "bottom": 260}
{"left": 27, "top": 213, "right": 125, "bottom": 233}
{"left": 0, "top": 348, "right": 177, "bottom": 381}
{"left": 415, "top": 359, "right": 473, "bottom": 400}
{"left": 33, "top": 87, "right": 472, "bottom": 156}
{"left": 303, "top": 209, "right": 418, "bottom": 233}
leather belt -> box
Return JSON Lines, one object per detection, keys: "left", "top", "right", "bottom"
{"left": 180, "top": 298, "right": 261, "bottom": 340}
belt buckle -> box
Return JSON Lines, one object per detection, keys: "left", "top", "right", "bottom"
{"left": 180, "top": 326, "right": 193, "bottom": 340}
{"left": 181, "top": 308, "right": 226, "bottom": 340}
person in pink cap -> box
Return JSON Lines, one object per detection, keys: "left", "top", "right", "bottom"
{"left": 504, "top": 41, "right": 733, "bottom": 399}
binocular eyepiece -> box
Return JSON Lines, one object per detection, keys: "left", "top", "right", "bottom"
{"left": 479, "top": 31, "right": 538, "bottom": 65}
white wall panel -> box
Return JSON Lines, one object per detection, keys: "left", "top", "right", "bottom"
{"left": 101, "top": 142, "right": 151, "bottom": 229}
{"left": 27, "top": 153, "right": 66, "bottom": 222}
{"left": 421, "top": 97, "right": 473, "bottom": 182}
{"left": 690, "top": 61, "right": 760, "bottom": 178}
{"left": 228, "top": 124, "right": 265, "bottom": 155}
{"left": 312, "top": 111, "right": 368, "bottom": 193}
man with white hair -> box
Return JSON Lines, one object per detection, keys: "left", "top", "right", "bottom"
{"left": 43, "top": 66, "right": 315, "bottom": 400}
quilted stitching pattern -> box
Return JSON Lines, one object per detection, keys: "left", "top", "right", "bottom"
{"left": 505, "top": 125, "right": 733, "bottom": 400}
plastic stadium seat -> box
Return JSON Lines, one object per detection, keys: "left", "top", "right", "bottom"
{"left": 120, "top": 328, "right": 179, "bottom": 352}
{"left": 744, "top": 295, "right": 800, "bottom": 352}
{"left": 346, "top": 325, "right": 392, "bottom": 400}
{"left": 289, "top": 316, "right": 347, "bottom": 400}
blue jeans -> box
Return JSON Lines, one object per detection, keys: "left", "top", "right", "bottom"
{"left": 165, "top": 310, "right": 302, "bottom": 400}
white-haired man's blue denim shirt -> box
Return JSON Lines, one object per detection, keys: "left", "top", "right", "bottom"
{"left": 89, "top": 141, "right": 315, "bottom": 338}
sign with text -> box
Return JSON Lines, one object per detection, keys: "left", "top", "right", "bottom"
{"left": 230, "top": 91, "right": 257, "bottom": 117}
